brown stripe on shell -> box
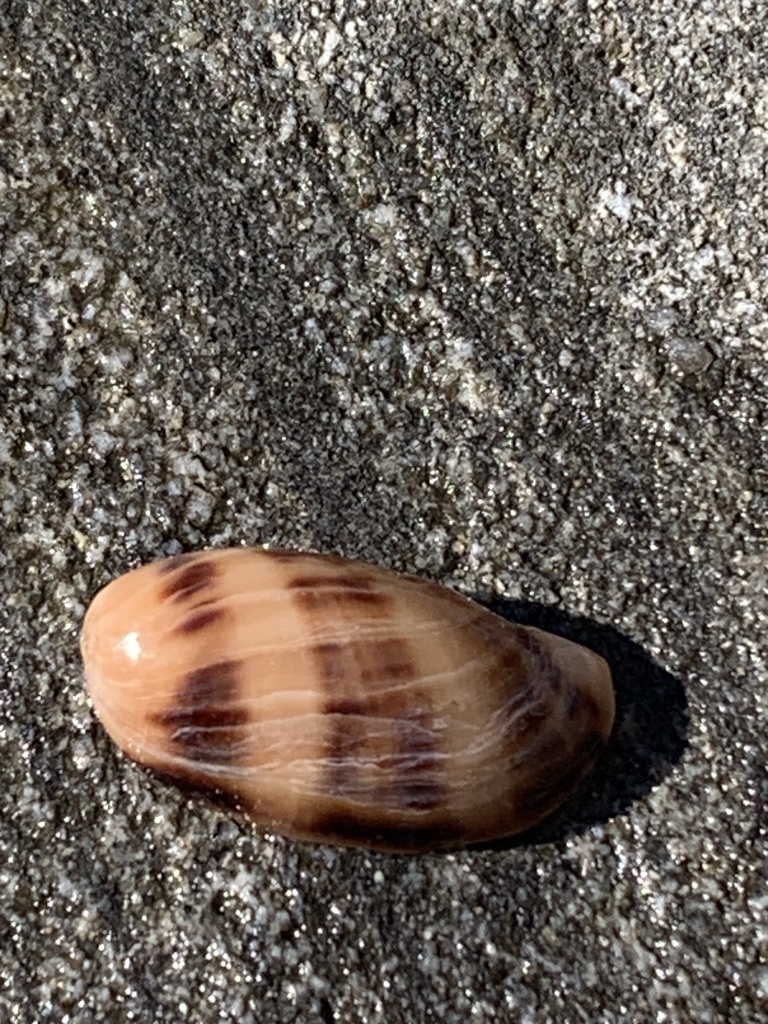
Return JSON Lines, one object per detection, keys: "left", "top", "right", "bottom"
{"left": 160, "top": 558, "right": 219, "bottom": 603}
{"left": 315, "top": 642, "right": 348, "bottom": 685}
{"left": 288, "top": 572, "right": 391, "bottom": 612}
{"left": 321, "top": 684, "right": 443, "bottom": 809}
{"left": 326, "top": 698, "right": 367, "bottom": 717}
{"left": 176, "top": 605, "right": 226, "bottom": 635}
{"left": 317, "top": 636, "right": 423, "bottom": 801}
{"left": 154, "top": 660, "right": 248, "bottom": 766}
{"left": 488, "top": 628, "right": 573, "bottom": 761}
{"left": 385, "top": 709, "right": 443, "bottom": 810}
{"left": 289, "top": 573, "right": 374, "bottom": 591}
{"left": 509, "top": 624, "right": 565, "bottom": 694}
{"left": 359, "top": 638, "right": 414, "bottom": 684}
{"left": 288, "top": 568, "right": 448, "bottom": 816}
{"left": 325, "top": 701, "right": 368, "bottom": 798}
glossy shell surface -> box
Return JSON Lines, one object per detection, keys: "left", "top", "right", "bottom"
{"left": 81, "top": 548, "right": 615, "bottom": 852}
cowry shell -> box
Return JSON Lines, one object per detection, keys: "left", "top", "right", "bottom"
{"left": 81, "top": 548, "right": 615, "bottom": 852}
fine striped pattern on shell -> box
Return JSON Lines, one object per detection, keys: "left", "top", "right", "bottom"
{"left": 81, "top": 548, "right": 615, "bottom": 852}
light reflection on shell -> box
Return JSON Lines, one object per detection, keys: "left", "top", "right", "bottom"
{"left": 80, "top": 547, "right": 615, "bottom": 852}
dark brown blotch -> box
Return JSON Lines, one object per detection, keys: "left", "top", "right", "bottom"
{"left": 155, "top": 661, "right": 248, "bottom": 765}
{"left": 160, "top": 559, "right": 219, "bottom": 603}
{"left": 386, "top": 711, "right": 444, "bottom": 810}
{"left": 288, "top": 572, "right": 370, "bottom": 591}
{"left": 509, "top": 625, "right": 542, "bottom": 655}
{"left": 342, "top": 589, "right": 389, "bottom": 607}
{"left": 324, "top": 700, "right": 368, "bottom": 797}
{"left": 326, "top": 698, "right": 367, "bottom": 717}
{"left": 314, "top": 642, "right": 348, "bottom": 684}
{"left": 167, "top": 660, "right": 241, "bottom": 707}
{"left": 360, "top": 638, "right": 415, "bottom": 686}
{"left": 326, "top": 731, "right": 365, "bottom": 776}
{"left": 289, "top": 572, "right": 390, "bottom": 612}
{"left": 177, "top": 605, "right": 226, "bottom": 635}
{"left": 497, "top": 645, "right": 526, "bottom": 677}
{"left": 513, "top": 629, "right": 568, "bottom": 698}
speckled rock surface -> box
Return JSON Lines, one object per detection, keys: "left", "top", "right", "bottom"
{"left": 1, "top": 1, "right": 765, "bottom": 1022}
